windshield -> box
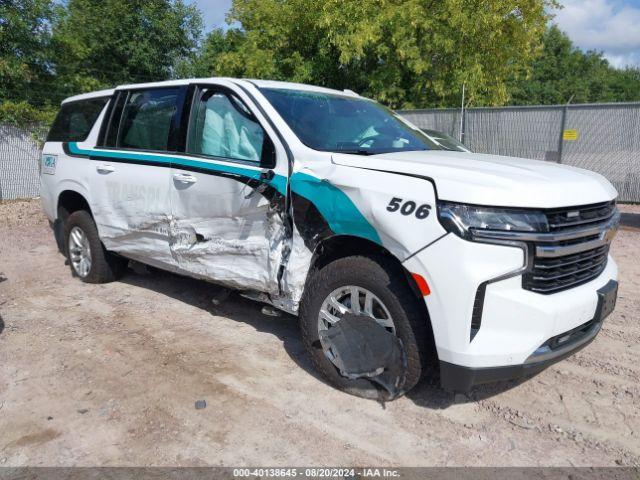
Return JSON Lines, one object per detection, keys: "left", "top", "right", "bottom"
{"left": 260, "top": 87, "right": 443, "bottom": 155}
{"left": 421, "top": 129, "right": 470, "bottom": 152}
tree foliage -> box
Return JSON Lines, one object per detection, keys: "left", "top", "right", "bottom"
{"left": 508, "top": 26, "right": 640, "bottom": 105}
{"left": 196, "top": 0, "right": 558, "bottom": 108}
{"left": 3, "top": 0, "right": 640, "bottom": 119}
{"left": 0, "top": 0, "right": 54, "bottom": 104}
{"left": 50, "top": 0, "right": 203, "bottom": 94}
{"left": 0, "top": 100, "right": 56, "bottom": 127}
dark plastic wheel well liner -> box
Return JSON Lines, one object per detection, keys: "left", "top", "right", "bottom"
{"left": 308, "top": 235, "right": 433, "bottom": 321}
{"left": 57, "top": 190, "right": 93, "bottom": 220}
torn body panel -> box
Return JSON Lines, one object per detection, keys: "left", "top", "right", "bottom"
{"left": 59, "top": 141, "right": 440, "bottom": 317}
{"left": 168, "top": 202, "right": 286, "bottom": 294}
{"left": 270, "top": 159, "right": 442, "bottom": 313}
{"left": 319, "top": 314, "right": 407, "bottom": 400}
{"left": 169, "top": 162, "right": 289, "bottom": 295}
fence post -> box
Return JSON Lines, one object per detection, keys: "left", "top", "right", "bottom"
{"left": 557, "top": 104, "right": 567, "bottom": 164}
{"left": 462, "top": 107, "right": 468, "bottom": 146}
{"left": 458, "top": 87, "right": 465, "bottom": 143}
{"left": 557, "top": 96, "right": 574, "bottom": 164}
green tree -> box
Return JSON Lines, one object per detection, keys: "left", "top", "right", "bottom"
{"left": 183, "top": 27, "right": 246, "bottom": 78}
{"left": 51, "top": 0, "right": 203, "bottom": 96}
{"left": 508, "top": 25, "right": 640, "bottom": 105}
{"left": 0, "top": 0, "right": 54, "bottom": 104}
{"left": 196, "top": 0, "right": 557, "bottom": 108}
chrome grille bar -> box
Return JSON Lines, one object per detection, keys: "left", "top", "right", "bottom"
{"left": 535, "top": 236, "right": 610, "bottom": 258}
{"left": 532, "top": 258, "right": 609, "bottom": 281}
{"left": 534, "top": 247, "right": 607, "bottom": 270}
{"left": 548, "top": 211, "right": 615, "bottom": 229}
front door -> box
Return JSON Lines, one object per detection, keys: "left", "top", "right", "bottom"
{"left": 169, "top": 84, "right": 289, "bottom": 294}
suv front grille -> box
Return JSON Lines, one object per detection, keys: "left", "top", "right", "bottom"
{"left": 523, "top": 244, "right": 610, "bottom": 294}
{"left": 523, "top": 201, "right": 617, "bottom": 294}
{"left": 546, "top": 201, "right": 617, "bottom": 232}
{"left": 471, "top": 200, "right": 619, "bottom": 295}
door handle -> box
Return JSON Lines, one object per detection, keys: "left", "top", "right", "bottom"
{"left": 96, "top": 163, "right": 115, "bottom": 174}
{"left": 173, "top": 173, "right": 197, "bottom": 184}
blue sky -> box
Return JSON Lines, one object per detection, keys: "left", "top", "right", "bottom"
{"left": 188, "top": 0, "right": 232, "bottom": 32}
{"left": 191, "top": 0, "right": 640, "bottom": 67}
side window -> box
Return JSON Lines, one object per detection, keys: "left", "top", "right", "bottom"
{"left": 46, "top": 97, "right": 109, "bottom": 142}
{"left": 187, "top": 89, "right": 268, "bottom": 163}
{"left": 117, "top": 88, "right": 180, "bottom": 151}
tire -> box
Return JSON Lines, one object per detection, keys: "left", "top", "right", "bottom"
{"left": 64, "top": 210, "right": 127, "bottom": 283}
{"left": 299, "top": 254, "right": 433, "bottom": 400}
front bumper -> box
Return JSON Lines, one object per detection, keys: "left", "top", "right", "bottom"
{"left": 439, "top": 279, "right": 617, "bottom": 392}
{"left": 402, "top": 227, "right": 618, "bottom": 376}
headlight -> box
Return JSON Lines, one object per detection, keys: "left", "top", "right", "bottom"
{"left": 437, "top": 201, "right": 548, "bottom": 240}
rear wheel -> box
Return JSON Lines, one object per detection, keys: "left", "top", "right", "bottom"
{"left": 300, "top": 254, "right": 433, "bottom": 400}
{"left": 64, "top": 210, "right": 127, "bottom": 283}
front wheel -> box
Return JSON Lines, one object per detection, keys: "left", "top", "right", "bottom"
{"left": 299, "top": 255, "right": 433, "bottom": 400}
{"left": 64, "top": 210, "right": 127, "bottom": 283}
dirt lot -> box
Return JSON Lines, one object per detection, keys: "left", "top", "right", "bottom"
{"left": 0, "top": 199, "right": 639, "bottom": 467}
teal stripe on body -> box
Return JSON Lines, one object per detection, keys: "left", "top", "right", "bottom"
{"left": 68, "top": 143, "right": 380, "bottom": 245}
{"left": 68, "top": 142, "right": 288, "bottom": 196}
{"left": 290, "top": 172, "right": 381, "bottom": 245}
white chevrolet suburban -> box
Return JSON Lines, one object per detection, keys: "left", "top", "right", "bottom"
{"left": 40, "top": 78, "right": 620, "bottom": 400}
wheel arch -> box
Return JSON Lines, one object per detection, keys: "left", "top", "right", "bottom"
{"left": 57, "top": 189, "right": 93, "bottom": 220}
{"left": 305, "top": 234, "right": 431, "bottom": 319}
{"left": 53, "top": 189, "right": 93, "bottom": 254}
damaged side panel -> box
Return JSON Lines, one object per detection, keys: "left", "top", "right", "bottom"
{"left": 89, "top": 167, "right": 176, "bottom": 268}
{"left": 272, "top": 160, "right": 442, "bottom": 313}
{"left": 169, "top": 172, "right": 287, "bottom": 294}
{"left": 66, "top": 141, "right": 439, "bottom": 319}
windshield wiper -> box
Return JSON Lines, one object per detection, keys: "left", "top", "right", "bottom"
{"left": 332, "top": 149, "right": 376, "bottom": 156}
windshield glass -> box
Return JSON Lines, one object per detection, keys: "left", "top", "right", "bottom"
{"left": 260, "top": 87, "right": 443, "bottom": 155}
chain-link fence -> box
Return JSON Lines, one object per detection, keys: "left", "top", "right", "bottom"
{"left": 400, "top": 102, "right": 640, "bottom": 203}
{"left": 0, "top": 123, "right": 48, "bottom": 201}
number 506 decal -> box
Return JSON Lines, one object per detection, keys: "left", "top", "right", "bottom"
{"left": 386, "top": 197, "right": 431, "bottom": 219}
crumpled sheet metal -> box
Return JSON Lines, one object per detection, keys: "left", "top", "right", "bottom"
{"left": 319, "top": 314, "right": 407, "bottom": 400}
{"left": 168, "top": 207, "right": 286, "bottom": 294}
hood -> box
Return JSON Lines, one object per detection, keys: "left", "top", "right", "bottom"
{"left": 331, "top": 150, "right": 617, "bottom": 208}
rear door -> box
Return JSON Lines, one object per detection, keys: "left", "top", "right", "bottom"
{"left": 87, "top": 86, "right": 187, "bottom": 268}
{"left": 168, "top": 83, "right": 289, "bottom": 294}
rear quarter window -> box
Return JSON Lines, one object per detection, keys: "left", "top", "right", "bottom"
{"left": 46, "top": 97, "right": 109, "bottom": 142}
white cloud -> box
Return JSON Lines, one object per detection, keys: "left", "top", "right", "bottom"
{"left": 605, "top": 51, "right": 640, "bottom": 68}
{"left": 554, "top": 0, "right": 640, "bottom": 67}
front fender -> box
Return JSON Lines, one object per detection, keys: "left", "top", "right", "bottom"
{"left": 296, "top": 164, "right": 446, "bottom": 261}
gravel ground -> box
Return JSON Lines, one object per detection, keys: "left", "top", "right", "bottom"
{"left": 0, "top": 199, "right": 639, "bottom": 467}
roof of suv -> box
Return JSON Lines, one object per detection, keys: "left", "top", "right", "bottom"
{"left": 61, "top": 78, "right": 358, "bottom": 104}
